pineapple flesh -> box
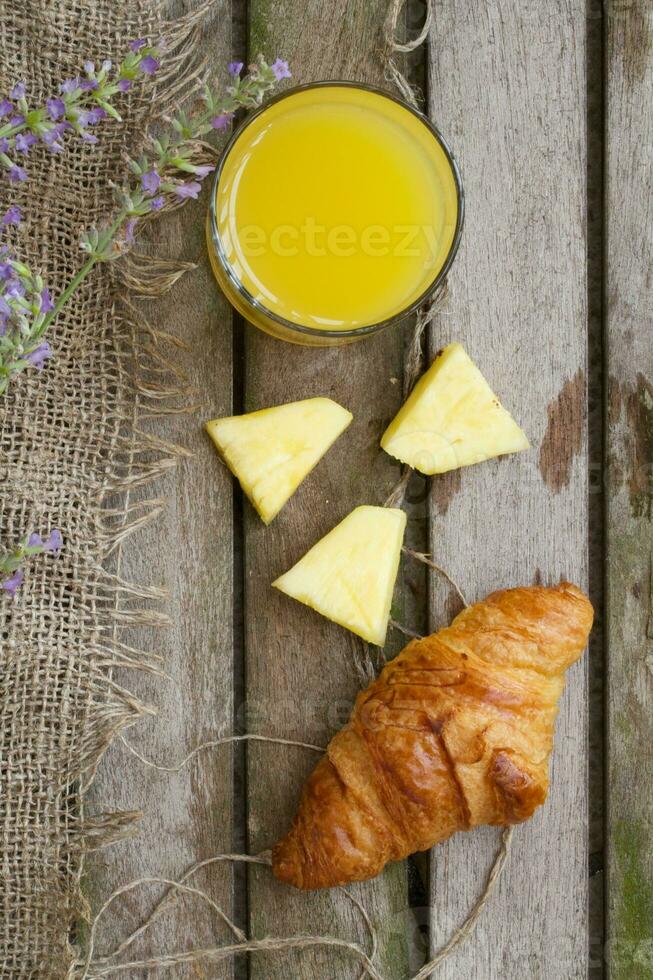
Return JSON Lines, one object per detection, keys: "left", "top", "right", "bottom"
{"left": 206, "top": 397, "right": 352, "bottom": 524}
{"left": 381, "top": 342, "right": 529, "bottom": 475}
{"left": 273, "top": 505, "right": 407, "bottom": 647}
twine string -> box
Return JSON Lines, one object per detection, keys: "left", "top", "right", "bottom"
{"left": 117, "top": 730, "right": 324, "bottom": 773}
{"left": 385, "top": 0, "right": 433, "bottom": 54}
{"left": 402, "top": 547, "right": 469, "bottom": 609}
{"left": 81, "top": 850, "right": 380, "bottom": 980}
{"left": 389, "top": 618, "right": 424, "bottom": 640}
{"left": 80, "top": 828, "right": 512, "bottom": 980}
{"left": 97, "top": 853, "right": 274, "bottom": 964}
{"left": 383, "top": 0, "right": 431, "bottom": 106}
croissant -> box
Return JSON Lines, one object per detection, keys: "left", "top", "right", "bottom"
{"left": 272, "top": 582, "right": 593, "bottom": 890}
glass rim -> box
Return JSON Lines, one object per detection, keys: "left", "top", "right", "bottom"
{"left": 208, "top": 80, "right": 465, "bottom": 339}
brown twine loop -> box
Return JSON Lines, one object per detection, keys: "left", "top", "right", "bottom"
{"left": 383, "top": 0, "right": 432, "bottom": 108}
{"left": 87, "top": 849, "right": 377, "bottom": 980}
{"left": 81, "top": 732, "right": 513, "bottom": 980}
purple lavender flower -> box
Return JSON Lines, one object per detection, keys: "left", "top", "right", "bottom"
{"left": 79, "top": 78, "right": 99, "bottom": 92}
{"left": 46, "top": 96, "right": 65, "bottom": 120}
{"left": 15, "top": 132, "right": 38, "bottom": 155}
{"left": 88, "top": 106, "right": 107, "bottom": 124}
{"left": 26, "top": 342, "right": 52, "bottom": 368}
{"left": 83, "top": 61, "right": 95, "bottom": 75}
{"left": 228, "top": 61, "right": 244, "bottom": 77}
{"left": 80, "top": 131, "right": 98, "bottom": 145}
{"left": 40, "top": 287, "right": 54, "bottom": 313}
{"left": 139, "top": 54, "right": 160, "bottom": 76}
{"left": 5, "top": 279, "right": 25, "bottom": 299}
{"left": 149, "top": 195, "right": 164, "bottom": 211}
{"left": 271, "top": 58, "right": 291, "bottom": 81}
{"left": 42, "top": 124, "right": 67, "bottom": 152}
{"left": 1, "top": 205, "right": 22, "bottom": 226}
{"left": 117, "top": 79, "right": 132, "bottom": 93}
{"left": 60, "top": 78, "right": 80, "bottom": 95}
{"left": 10, "top": 82, "right": 26, "bottom": 100}
{"left": 44, "top": 529, "right": 63, "bottom": 553}
{"left": 8, "top": 164, "right": 27, "bottom": 183}
{"left": 0, "top": 98, "right": 13, "bottom": 118}
{"left": 211, "top": 112, "right": 232, "bottom": 131}
{"left": 77, "top": 107, "right": 106, "bottom": 127}
{"left": 0, "top": 295, "right": 10, "bottom": 316}
{"left": 9, "top": 114, "right": 25, "bottom": 126}
{"left": 130, "top": 39, "right": 147, "bottom": 52}
{"left": 194, "top": 164, "right": 216, "bottom": 179}
{"left": 0, "top": 262, "right": 13, "bottom": 282}
{"left": 1, "top": 568, "right": 24, "bottom": 596}
{"left": 27, "top": 529, "right": 62, "bottom": 552}
{"left": 141, "top": 169, "right": 161, "bottom": 195}
{"left": 174, "top": 181, "right": 202, "bottom": 200}
{"left": 0, "top": 139, "right": 8, "bottom": 153}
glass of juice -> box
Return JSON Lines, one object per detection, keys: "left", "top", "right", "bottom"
{"left": 208, "top": 82, "right": 463, "bottom": 347}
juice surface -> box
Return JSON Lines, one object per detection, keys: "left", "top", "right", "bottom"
{"left": 215, "top": 85, "right": 459, "bottom": 332}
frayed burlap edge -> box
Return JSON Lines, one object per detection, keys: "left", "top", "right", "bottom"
{"left": 0, "top": 2, "right": 224, "bottom": 977}
{"left": 68, "top": 2, "right": 229, "bottom": 974}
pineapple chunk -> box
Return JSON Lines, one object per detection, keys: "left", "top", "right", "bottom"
{"left": 381, "top": 343, "right": 529, "bottom": 475}
{"left": 206, "top": 398, "right": 352, "bottom": 524}
{"left": 273, "top": 505, "right": 406, "bottom": 646}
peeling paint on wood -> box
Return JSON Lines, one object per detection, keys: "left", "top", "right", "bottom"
{"left": 432, "top": 468, "right": 462, "bottom": 516}
{"left": 626, "top": 373, "right": 653, "bottom": 520}
{"left": 616, "top": 0, "right": 653, "bottom": 86}
{"left": 538, "top": 369, "right": 585, "bottom": 493}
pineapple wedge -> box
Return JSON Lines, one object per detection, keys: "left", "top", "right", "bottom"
{"left": 206, "top": 398, "right": 352, "bottom": 524}
{"left": 273, "top": 505, "right": 406, "bottom": 646}
{"left": 381, "top": 343, "right": 529, "bottom": 475}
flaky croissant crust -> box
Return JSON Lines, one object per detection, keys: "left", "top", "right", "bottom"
{"left": 273, "top": 582, "right": 593, "bottom": 890}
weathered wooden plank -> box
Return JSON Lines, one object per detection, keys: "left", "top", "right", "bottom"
{"left": 243, "top": 4, "right": 411, "bottom": 978}
{"left": 605, "top": 3, "right": 653, "bottom": 978}
{"left": 427, "top": 3, "right": 588, "bottom": 977}
{"left": 86, "top": 1, "right": 236, "bottom": 968}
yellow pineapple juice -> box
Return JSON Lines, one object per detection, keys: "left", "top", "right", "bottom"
{"left": 208, "top": 83, "right": 462, "bottom": 346}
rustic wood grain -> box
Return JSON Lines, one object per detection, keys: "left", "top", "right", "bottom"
{"left": 86, "top": 2, "right": 236, "bottom": 970}
{"left": 243, "top": 3, "right": 412, "bottom": 977}
{"left": 427, "top": 3, "right": 589, "bottom": 977}
{"left": 605, "top": 3, "right": 653, "bottom": 978}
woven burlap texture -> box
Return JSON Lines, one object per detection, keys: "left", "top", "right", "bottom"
{"left": 0, "top": 2, "right": 204, "bottom": 975}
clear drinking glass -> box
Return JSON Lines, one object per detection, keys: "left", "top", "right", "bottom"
{"left": 207, "top": 81, "right": 464, "bottom": 347}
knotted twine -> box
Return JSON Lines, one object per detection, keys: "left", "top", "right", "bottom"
{"left": 0, "top": 0, "right": 512, "bottom": 976}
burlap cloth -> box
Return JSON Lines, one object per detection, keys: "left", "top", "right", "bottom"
{"left": 0, "top": 2, "right": 201, "bottom": 975}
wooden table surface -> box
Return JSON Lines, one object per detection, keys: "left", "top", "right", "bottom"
{"left": 88, "top": 1, "right": 653, "bottom": 978}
